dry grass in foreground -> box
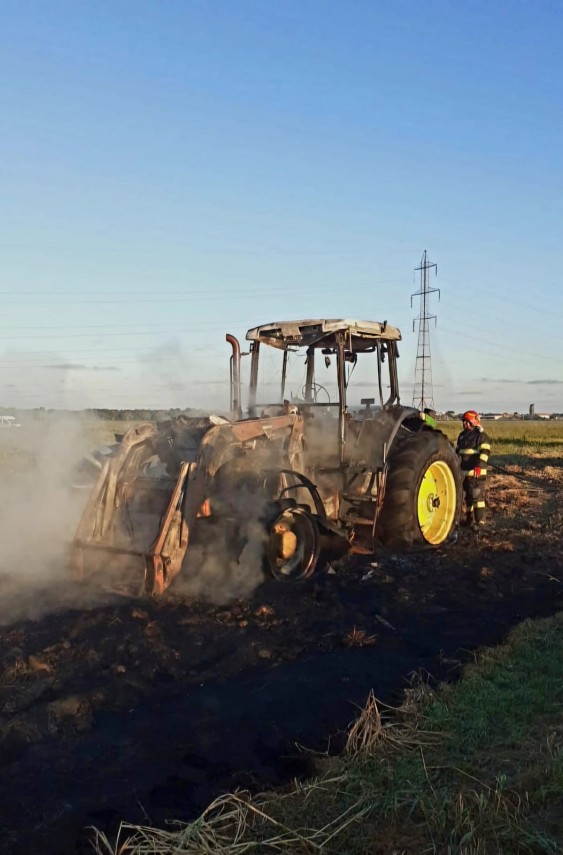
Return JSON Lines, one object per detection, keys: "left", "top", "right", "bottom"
{"left": 92, "top": 613, "right": 563, "bottom": 855}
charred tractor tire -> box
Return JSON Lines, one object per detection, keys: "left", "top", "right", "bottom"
{"left": 377, "top": 430, "right": 462, "bottom": 547}
{"left": 264, "top": 504, "right": 321, "bottom": 582}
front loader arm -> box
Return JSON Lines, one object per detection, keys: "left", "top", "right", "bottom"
{"left": 70, "top": 414, "right": 305, "bottom": 596}
{"left": 74, "top": 423, "right": 159, "bottom": 544}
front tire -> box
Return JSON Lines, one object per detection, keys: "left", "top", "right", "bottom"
{"left": 264, "top": 504, "right": 320, "bottom": 581}
{"left": 376, "top": 430, "right": 462, "bottom": 547}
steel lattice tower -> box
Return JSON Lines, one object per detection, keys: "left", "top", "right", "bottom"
{"left": 411, "top": 250, "right": 439, "bottom": 410}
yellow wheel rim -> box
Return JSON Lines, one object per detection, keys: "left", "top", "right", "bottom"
{"left": 417, "top": 460, "right": 457, "bottom": 545}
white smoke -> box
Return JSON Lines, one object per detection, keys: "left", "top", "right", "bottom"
{"left": 176, "top": 519, "right": 267, "bottom": 605}
{"left": 0, "top": 414, "right": 109, "bottom": 625}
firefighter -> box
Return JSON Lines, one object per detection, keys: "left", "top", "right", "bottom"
{"left": 456, "top": 410, "right": 491, "bottom": 529}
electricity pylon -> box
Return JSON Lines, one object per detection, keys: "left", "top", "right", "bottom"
{"left": 411, "top": 250, "right": 439, "bottom": 410}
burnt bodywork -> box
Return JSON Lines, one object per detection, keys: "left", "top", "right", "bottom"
{"left": 70, "top": 318, "right": 442, "bottom": 594}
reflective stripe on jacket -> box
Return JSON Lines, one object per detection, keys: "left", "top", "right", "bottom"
{"left": 456, "top": 426, "right": 491, "bottom": 478}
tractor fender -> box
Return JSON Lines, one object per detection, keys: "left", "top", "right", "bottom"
{"left": 348, "top": 404, "right": 429, "bottom": 473}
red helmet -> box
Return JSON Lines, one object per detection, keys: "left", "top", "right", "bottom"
{"left": 462, "top": 410, "right": 480, "bottom": 426}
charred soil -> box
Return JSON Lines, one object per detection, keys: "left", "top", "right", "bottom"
{"left": 1, "top": 469, "right": 562, "bottom": 854}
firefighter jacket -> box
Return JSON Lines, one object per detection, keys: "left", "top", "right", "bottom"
{"left": 455, "top": 426, "right": 491, "bottom": 479}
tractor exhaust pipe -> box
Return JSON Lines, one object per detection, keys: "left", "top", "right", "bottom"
{"left": 226, "top": 334, "right": 242, "bottom": 419}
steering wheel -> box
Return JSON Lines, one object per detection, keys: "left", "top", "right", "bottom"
{"left": 301, "top": 382, "right": 331, "bottom": 404}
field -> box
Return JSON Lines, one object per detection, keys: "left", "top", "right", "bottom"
{"left": 0, "top": 416, "right": 562, "bottom": 854}
{"left": 441, "top": 417, "right": 563, "bottom": 463}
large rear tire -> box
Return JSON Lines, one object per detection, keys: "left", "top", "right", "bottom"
{"left": 376, "top": 430, "right": 462, "bottom": 547}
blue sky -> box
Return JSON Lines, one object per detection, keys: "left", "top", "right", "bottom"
{"left": 1, "top": 0, "right": 562, "bottom": 413}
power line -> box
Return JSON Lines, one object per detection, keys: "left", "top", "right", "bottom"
{"left": 0, "top": 279, "right": 401, "bottom": 298}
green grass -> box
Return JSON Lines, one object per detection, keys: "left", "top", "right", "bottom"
{"left": 425, "top": 622, "right": 563, "bottom": 748}
{"left": 440, "top": 419, "right": 563, "bottom": 446}
{"left": 439, "top": 419, "right": 563, "bottom": 467}
{"left": 313, "top": 618, "right": 563, "bottom": 852}
{"left": 95, "top": 614, "right": 563, "bottom": 854}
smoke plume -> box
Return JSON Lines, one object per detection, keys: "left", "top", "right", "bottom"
{"left": 0, "top": 414, "right": 111, "bottom": 625}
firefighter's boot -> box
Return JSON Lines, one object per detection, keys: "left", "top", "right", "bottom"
{"left": 461, "top": 511, "right": 474, "bottom": 528}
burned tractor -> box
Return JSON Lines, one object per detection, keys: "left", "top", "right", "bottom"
{"left": 70, "top": 319, "right": 462, "bottom": 594}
